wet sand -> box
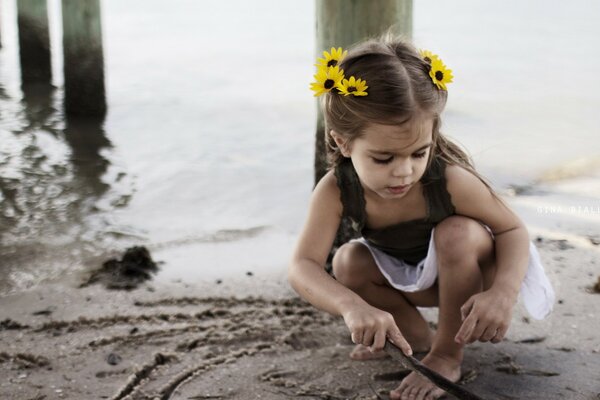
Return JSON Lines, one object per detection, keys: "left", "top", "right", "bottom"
{"left": 0, "top": 236, "right": 599, "bottom": 400}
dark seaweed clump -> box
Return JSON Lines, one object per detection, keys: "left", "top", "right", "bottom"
{"left": 82, "top": 246, "right": 159, "bottom": 290}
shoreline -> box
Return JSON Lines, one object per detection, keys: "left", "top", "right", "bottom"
{"left": 2, "top": 165, "right": 600, "bottom": 298}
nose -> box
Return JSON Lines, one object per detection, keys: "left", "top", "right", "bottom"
{"left": 392, "top": 157, "right": 412, "bottom": 179}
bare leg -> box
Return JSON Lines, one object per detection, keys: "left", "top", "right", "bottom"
{"left": 332, "top": 242, "right": 438, "bottom": 359}
{"left": 391, "top": 216, "right": 496, "bottom": 400}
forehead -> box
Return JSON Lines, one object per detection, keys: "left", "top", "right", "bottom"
{"left": 357, "top": 118, "right": 434, "bottom": 152}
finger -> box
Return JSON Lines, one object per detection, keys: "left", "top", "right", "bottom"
{"left": 469, "top": 321, "right": 487, "bottom": 343}
{"left": 491, "top": 325, "right": 508, "bottom": 343}
{"left": 362, "top": 329, "right": 375, "bottom": 347}
{"left": 460, "top": 298, "right": 474, "bottom": 321}
{"left": 387, "top": 329, "right": 413, "bottom": 356}
{"left": 480, "top": 326, "right": 497, "bottom": 342}
{"left": 351, "top": 330, "right": 363, "bottom": 345}
{"left": 371, "top": 329, "right": 387, "bottom": 352}
{"left": 455, "top": 314, "right": 477, "bottom": 344}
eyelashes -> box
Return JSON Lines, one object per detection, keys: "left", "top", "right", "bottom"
{"left": 372, "top": 152, "right": 427, "bottom": 164}
{"left": 372, "top": 157, "right": 394, "bottom": 164}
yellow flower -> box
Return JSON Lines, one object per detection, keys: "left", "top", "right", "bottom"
{"left": 419, "top": 49, "right": 439, "bottom": 65}
{"left": 429, "top": 58, "right": 453, "bottom": 91}
{"left": 315, "top": 47, "right": 348, "bottom": 69}
{"left": 310, "top": 65, "right": 345, "bottom": 97}
{"left": 338, "top": 76, "right": 368, "bottom": 97}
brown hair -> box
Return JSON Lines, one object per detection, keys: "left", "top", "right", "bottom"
{"left": 323, "top": 33, "right": 498, "bottom": 194}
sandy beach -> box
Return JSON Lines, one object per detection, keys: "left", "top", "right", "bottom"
{"left": 1, "top": 231, "right": 599, "bottom": 400}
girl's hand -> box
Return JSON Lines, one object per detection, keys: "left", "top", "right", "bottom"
{"left": 341, "top": 302, "right": 413, "bottom": 356}
{"left": 455, "top": 287, "right": 517, "bottom": 344}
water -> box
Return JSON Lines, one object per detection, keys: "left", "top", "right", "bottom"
{"left": 1, "top": 0, "right": 599, "bottom": 294}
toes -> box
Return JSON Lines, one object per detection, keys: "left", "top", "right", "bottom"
{"left": 390, "top": 381, "right": 408, "bottom": 400}
{"left": 392, "top": 372, "right": 442, "bottom": 400}
{"left": 389, "top": 387, "right": 402, "bottom": 400}
{"left": 415, "top": 387, "right": 430, "bottom": 400}
{"left": 427, "top": 388, "right": 446, "bottom": 399}
{"left": 402, "top": 385, "right": 418, "bottom": 400}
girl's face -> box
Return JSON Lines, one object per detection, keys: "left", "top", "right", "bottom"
{"left": 333, "top": 117, "right": 434, "bottom": 200}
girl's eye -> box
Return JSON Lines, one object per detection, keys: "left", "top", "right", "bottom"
{"left": 372, "top": 156, "right": 393, "bottom": 164}
{"left": 413, "top": 152, "right": 427, "bottom": 159}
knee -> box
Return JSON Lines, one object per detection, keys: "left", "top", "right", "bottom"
{"left": 332, "top": 242, "right": 373, "bottom": 290}
{"left": 434, "top": 216, "right": 487, "bottom": 264}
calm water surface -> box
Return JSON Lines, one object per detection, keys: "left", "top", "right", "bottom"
{"left": 0, "top": 0, "right": 599, "bottom": 294}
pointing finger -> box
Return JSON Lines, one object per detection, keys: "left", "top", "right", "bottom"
{"left": 388, "top": 330, "right": 413, "bottom": 356}
{"left": 460, "top": 298, "right": 474, "bottom": 322}
{"left": 455, "top": 314, "right": 477, "bottom": 344}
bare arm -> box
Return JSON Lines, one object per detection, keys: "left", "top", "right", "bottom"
{"left": 288, "top": 170, "right": 412, "bottom": 354}
{"left": 288, "top": 171, "right": 360, "bottom": 314}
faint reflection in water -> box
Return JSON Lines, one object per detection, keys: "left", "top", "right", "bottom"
{"left": 21, "top": 82, "right": 58, "bottom": 135}
{"left": 63, "top": 116, "right": 111, "bottom": 199}
{"left": 0, "top": 80, "right": 123, "bottom": 294}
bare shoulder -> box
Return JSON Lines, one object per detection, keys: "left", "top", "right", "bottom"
{"left": 444, "top": 163, "right": 486, "bottom": 197}
{"left": 312, "top": 169, "right": 343, "bottom": 218}
{"left": 444, "top": 163, "right": 524, "bottom": 233}
{"left": 445, "top": 165, "right": 494, "bottom": 206}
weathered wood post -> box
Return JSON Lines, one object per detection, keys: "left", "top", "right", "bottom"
{"left": 17, "top": 0, "right": 52, "bottom": 84}
{"left": 61, "top": 0, "right": 106, "bottom": 117}
{"left": 315, "top": 0, "right": 413, "bottom": 260}
{"left": 315, "top": 0, "right": 413, "bottom": 184}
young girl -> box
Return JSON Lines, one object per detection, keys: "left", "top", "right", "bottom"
{"left": 289, "top": 35, "right": 554, "bottom": 400}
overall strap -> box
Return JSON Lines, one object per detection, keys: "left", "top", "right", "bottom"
{"left": 422, "top": 158, "right": 456, "bottom": 222}
{"left": 334, "top": 158, "right": 366, "bottom": 232}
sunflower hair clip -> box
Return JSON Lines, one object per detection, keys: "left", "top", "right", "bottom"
{"left": 419, "top": 49, "right": 453, "bottom": 91}
{"left": 310, "top": 47, "right": 368, "bottom": 97}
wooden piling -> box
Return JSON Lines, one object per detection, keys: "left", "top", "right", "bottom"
{"left": 61, "top": 0, "right": 106, "bottom": 117}
{"left": 17, "top": 0, "right": 52, "bottom": 83}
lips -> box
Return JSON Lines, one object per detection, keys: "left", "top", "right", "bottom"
{"left": 387, "top": 184, "right": 410, "bottom": 194}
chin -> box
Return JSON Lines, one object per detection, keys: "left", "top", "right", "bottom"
{"left": 379, "top": 190, "right": 409, "bottom": 199}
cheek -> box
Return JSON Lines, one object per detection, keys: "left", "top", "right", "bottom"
{"left": 355, "top": 161, "right": 383, "bottom": 183}
{"left": 416, "top": 160, "right": 429, "bottom": 176}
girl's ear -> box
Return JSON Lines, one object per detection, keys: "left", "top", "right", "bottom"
{"left": 330, "top": 130, "right": 351, "bottom": 157}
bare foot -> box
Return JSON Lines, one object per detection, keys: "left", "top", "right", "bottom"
{"left": 389, "top": 352, "right": 461, "bottom": 400}
{"left": 349, "top": 344, "right": 388, "bottom": 360}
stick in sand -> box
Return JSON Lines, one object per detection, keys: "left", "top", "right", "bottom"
{"left": 383, "top": 341, "right": 489, "bottom": 400}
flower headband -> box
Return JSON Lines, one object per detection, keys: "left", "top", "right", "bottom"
{"left": 309, "top": 47, "right": 453, "bottom": 97}
{"left": 419, "top": 49, "right": 454, "bottom": 90}
{"left": 310, "top": 47, "right": 367, "bottom": 97}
